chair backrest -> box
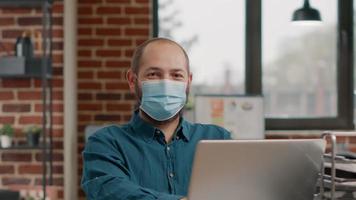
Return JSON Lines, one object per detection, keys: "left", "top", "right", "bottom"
{"left": 0, "top": 189, "right": 20, "bottom": 200}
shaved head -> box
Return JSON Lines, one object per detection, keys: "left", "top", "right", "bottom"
{"left": 131, "top": 38, "right": 190, "bottom": 75}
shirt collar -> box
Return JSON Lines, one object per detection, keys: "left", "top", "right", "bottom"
{"left": 129, "top": 111, "right": 191, "bottom": 143}
{"left": 180, "top": 118, "right": 191, "bottom": 142}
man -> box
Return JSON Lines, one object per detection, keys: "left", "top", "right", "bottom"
{"left": 81, "top": 38, "right": 231, "bottom": 200}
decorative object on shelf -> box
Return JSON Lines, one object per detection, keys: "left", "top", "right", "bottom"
{"left": 22, "top": 190, "right": 43, "bottom": 200}
{"left": 34, "top": 30, "right": 43, "bottom": 56}
{"left": 23, "top": 125, "right": 42, "bottom": 147}
{"left": 0, "top": 56, "right": 51, "bottom": 77}
{"left": 15, "top": 30, "right": 34, "bottom": 59}
{"left": 0, "top": 28, "right": 50, "bottom": 77}
{"left": 0, "top": 124, "right": 14, "bottom": 148}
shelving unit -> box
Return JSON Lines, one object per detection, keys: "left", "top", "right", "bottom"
{"left": 0, "top": 0, "right": 53, "bottom": 7}
{"left": 0, "top": 145, "right": 43, "bottom": 150}
{"left": 0, "top": 0, "right": 53, "bottom": 199}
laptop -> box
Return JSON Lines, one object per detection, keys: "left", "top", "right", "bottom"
{"left": 188, "top": 139, "right": 326, "bottom": 200}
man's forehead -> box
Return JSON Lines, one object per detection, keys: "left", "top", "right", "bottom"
{"left": 142, "top": 40, "right": 184, "bottom": 54}
{"left": 140, "top": 41, "right": 188, "bottom": 68}
{"left": 132, "top": 38, "right": 190, "bottom": 76}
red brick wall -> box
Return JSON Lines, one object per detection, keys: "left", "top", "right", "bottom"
{"left": 77, "top": 0, "right": 151, "bottom": 198}
{"left": 0, "top": 1, "right": 65, "bottom": 199}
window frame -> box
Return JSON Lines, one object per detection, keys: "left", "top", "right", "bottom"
{"left": 153, "top": 0, "right": 354, "bottom": 130}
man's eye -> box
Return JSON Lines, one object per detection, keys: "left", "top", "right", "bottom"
{"left": 174, "top": 74, "right": 184, "bottom": 79}
{"left": 147, "top": 72, "right": 158, "bottom": 77}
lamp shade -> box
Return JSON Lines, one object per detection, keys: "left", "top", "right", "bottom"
{"left": 292, "top": 0, "right": 321, "bottom": 21}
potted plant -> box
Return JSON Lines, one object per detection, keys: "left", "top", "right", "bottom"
{"left": 23, "top": 125, "right": 41, "bottom": 147}
{"left": 0, "top": 124, "right": 14, "bottom": 148}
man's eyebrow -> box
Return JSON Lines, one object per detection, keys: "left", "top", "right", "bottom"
{"left": 144, "top": 67, "right": 161, "bottom": 71}
{"left": 170, "top": 69, "right": 185, "bottom": 73}
{"left": 170, "top": 69, "right": 188, "bottom": 75}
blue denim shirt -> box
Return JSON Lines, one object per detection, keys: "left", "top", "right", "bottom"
{"left": 81, "top": 112, "right": 231, "bottom": 200}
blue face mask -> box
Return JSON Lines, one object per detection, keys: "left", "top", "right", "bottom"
{"left": 140, "top": 80, "right": 187, "bottom": 121}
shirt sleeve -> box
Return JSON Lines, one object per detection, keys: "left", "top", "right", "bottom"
{"left": 214, "top": 125, "right": 232, "bottom": 140}
{"left": 81, "top": 130, "right": 184, "bottom": 200}
{"left": 223, "top": 129, "right": 232, "bottom": 139}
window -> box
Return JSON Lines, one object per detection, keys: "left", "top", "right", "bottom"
{"left": 263, "top": 0, "right": 337, "bottom": 118}
{"left": 253, "top": 0, "right": 353, "bottom": 130}
{"left": 154, "top": 0, "right": 245, "bottom": 95}
{"left": 154, "top": 0, "right": 354, "bottom": 130}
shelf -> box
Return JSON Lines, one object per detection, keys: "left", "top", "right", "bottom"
{"left": 0, "top": 145, "right": 43, "bottom": 150}
{"left": 324, "top": 154, "right": 356, "bottom": 164}
{"left": 0, "top": 74, "right": 52, "bottom": 79}
{"left": 0, "top": 0, "right": 52, "bottom": 8}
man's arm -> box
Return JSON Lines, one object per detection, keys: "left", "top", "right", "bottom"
{"left": 81, "top": 133, "right": 183, "bottom": 200}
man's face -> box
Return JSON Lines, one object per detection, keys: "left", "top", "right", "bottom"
{"left": 129, "top": 41, "right": 192, "bottom": 101}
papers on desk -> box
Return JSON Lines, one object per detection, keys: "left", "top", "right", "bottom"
{"left": 322, "top": 153, "right": 356, "bottom": 194}
{"left": 317, "top": 190, "right": 356, "bottom": 200}
{"left": 324, "top": 154, "right": 356, "bottom": 175}
{"left": 324, "top": 162, "right": 356, "bottom": 176}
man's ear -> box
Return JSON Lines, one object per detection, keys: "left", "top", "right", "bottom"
{"left": 188, "top": 72, "right": 193, "bottom": 87}
{"left": 186, "top": 72, "right": 193, "bottom": 93}
{"left": 126, "top": 69, "right": 137, "bottom": 93}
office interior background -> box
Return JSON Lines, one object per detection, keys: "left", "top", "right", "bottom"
{"left": 0, "top": 0, "right": 354, "bottom": 199}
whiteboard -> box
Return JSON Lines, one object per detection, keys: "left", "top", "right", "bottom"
{"left": 194, "top": 95, "right": 265, "bottom": 139}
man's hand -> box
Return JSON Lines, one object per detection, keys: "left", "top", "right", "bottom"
{"left": 180, "top": 198, "right": 188, "bottom": 200}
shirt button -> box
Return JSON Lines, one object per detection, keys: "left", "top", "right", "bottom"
{"left": 167, "top": 147, "right": 170, "bottom": 151}
{"left": 169, "top": 173, "right": 174, "bottom": 178}
{"left": 176, "top": 136, "right": 179, "bottom": 140}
